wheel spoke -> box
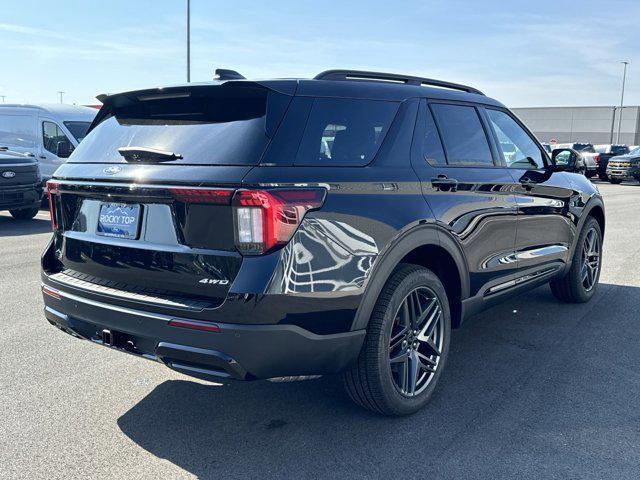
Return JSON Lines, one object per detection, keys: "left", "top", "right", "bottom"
{"left": 390, "top": 350, "right": 408, "bottom": 364}
{"left": 417, "top": 303, "right": 441, "bottom": 342}
{"left": 417, "top": 351, "right": 438, "bottom": 369}
{"left": 406, "top": 350, "right": 419, "bottom": 395}
{"left": 422, "top": 338, "right": 441, "bottom": 358}
{"left": 389, "top": 327, "right": 408, "bottom": 351}
{"left": 580, "top": 263, "right": 589, "bottom": 283}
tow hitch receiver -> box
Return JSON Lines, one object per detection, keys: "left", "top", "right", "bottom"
{"left": 102, "top": 329, "right": 113, "bottom": 346}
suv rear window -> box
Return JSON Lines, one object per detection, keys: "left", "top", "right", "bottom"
{"left": 295, "top": 98, "right": 398, "bottom": 166}
{"left": 430, "top": 103, "right": 494, "bottom": 166}
{"left": 70, "top": 85, "right": 289, "bottom": 165}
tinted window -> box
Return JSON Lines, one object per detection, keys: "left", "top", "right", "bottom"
{"left": 611, "top": 145, "right": 629, "bottom": 155}
{"left": 63, "top": 121, "right": 92, "bottom": 142}
{"left": 420, "top": 106, "right": 446, "bottom": 165}
{"left": 430, "top": 104, "right": 493, "bottom": 166}
{"left": 295, "top": 98, "right": 398, "bottom": 166}
{"left": 71, "top": 85, "right": 288, "bottom": 165}
{"left": 573, "top": 143, "right": 594, "bottom": 153}
{"left": 486, "top": 109, "right": 544, "bottom": 169}
{"left": 42, "top": 121, "right": 72, "bottom": 155}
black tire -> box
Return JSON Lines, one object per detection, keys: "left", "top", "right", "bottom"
{"left": 609, "top": 178, "right": 622, "bottom": 184}
{"left": 550, "top": 217, "right": 602, "bottom": 303}
{"left": 343, "top": 264, "right": 451, "bottom": 416}
{"left": 585, "top": 171, "right": 595, "bottom": 179}
{"left": 598, "top": 174, "right": 608, "bottom": 181}
{"left": 9, "top": 207, "right": 39, "bottom": 220}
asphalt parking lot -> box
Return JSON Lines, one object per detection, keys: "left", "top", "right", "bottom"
{"left": 1, "top": 181, "right": 639, "bottom": 479}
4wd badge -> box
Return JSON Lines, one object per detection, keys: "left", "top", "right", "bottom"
{"left": 199, "top": 278, "right": 229, "bottom": 285}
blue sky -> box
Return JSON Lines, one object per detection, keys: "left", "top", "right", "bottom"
{"left": 0, "top": 0, "right": 638, "bottom": 107}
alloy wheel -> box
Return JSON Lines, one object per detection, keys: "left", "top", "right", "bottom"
{"left": 388, "top": 287, "right": 444, "bottom": 397}
{"left": 581, "top": 227, "right": 600, "bottom": 291}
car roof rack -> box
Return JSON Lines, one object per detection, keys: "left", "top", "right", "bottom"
{"left": 214, "top": 68, "right": 246, "bottom": 80}
{"left": 314, "top": 69, "right": 484, "bottom": 96}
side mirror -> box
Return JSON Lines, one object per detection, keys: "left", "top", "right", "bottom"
{"left": 551, "top": 148, "right": 577, "bottom": 172}
{"left": 56, "top": 140, "right": 73, "bottom": 159}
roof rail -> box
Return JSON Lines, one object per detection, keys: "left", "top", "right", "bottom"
{"left": 314, "top": 69, "right": 484, "bottom": 96}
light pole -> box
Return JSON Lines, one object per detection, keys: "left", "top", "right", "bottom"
{"left": 186, "top": 0, "right": 191, "bottom": 82}
{"left": 616, "top": 61, "right": 628, "bottom": 143}
{"left": 57, "top": 91, "right": 65, "bottom": 103}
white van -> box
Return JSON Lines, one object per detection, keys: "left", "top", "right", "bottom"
{"left": 0, "top": 104, "right": 97, "bottom": 181}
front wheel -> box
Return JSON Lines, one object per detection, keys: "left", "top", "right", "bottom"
{"left": 609, "top": 178, "right": 622, "bottom": 184}
{"left": 550, "top": 217, "right": 602, "bottom": 303}
{"left": 9, "top": 208, "right": 39, "bottom": 220}
{"left": 343, "top": 264, "right": 451, "bottom": 416}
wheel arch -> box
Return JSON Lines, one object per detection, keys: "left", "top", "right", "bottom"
{"left": 566, "top": 195, "right": 605, "bottom": 262}
{"left": 351, "top": 225, "right": 469, "bottom": 331}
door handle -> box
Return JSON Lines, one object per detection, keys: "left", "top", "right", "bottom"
{"left": 519, "top": 177, "right": 536, "bottom": 190}
{"left": 38, "top": 155, "right": 46, "bottom": 159}
{"left": 431, "top": 175, "right": 459, "bottom": 191}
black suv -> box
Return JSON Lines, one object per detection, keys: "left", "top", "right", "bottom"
{"left": 1, "top": 147, "right": 42, "bottom": 219}
{"left": 41, "top": 70, "right": 605, "bottom": 415}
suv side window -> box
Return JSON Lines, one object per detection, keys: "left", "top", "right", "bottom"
{"left": 420, "top": 106, "right": 446, "bottom": 165}
{"left": 430, "top": 103, "right": 494, "bottom": 166}
{"left": 486, "top": 109, "right": 545, "bottom": 169}
{"left": 294, "top": 98, "right": 398, "bottom": 166}
{"left": 42, "top": 121, "right": 72, "bottom": 155}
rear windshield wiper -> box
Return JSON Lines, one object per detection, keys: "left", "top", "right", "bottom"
{"left": 117, "top": 147, "right": 183, "bottom": 163}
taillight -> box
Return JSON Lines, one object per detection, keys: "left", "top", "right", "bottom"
{"left": 593, "top": 154, "right": 600, "bottom": 164}
{"left": 46, "top": 180, "right": 59, "bottom": 230}
{"left": 232, "top": 188, "right": 326, "bottom": 255}
{"left": 169, "top": 187, "right": 233, "bottom": 204}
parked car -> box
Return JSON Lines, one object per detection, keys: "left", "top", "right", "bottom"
{"left": 554, "top": 142, "right": 597, "bottom": 177}
{"left": 0, "top": 104, "right": 97, "bottom": 182}
{"left": 593, "top": 144, "right": 630, "bottom": 180}
{"left": 606, "top": 145, "right": 640, "bottom": 184}
{"left": 41, "top": 69, "right": 605, "bottom": 416}
{"left": 0, "top": 147, "right": 42, "bottom": 219}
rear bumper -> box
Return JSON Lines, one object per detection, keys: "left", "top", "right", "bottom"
{"left": 42, "top": 284, "right": 365, "bottom": 381}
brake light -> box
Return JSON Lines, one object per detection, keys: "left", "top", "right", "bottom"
{"left": 46, "top": 181, "right": 59, "bottom": 230}
{"left": 232, "top": 188, "right": 326, "bottom": 255}
{"left": 169, "top": 187, "right": 233, "bottom": 204}
{"left": 593, "top": 154, "right": 600, "bottom": 164}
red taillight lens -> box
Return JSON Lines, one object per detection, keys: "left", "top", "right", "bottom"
{"left": 593, "top": 154, "right": 600, "bottom": 164}
{"left": 46, "top": 181, "right": 59, "bottom": 230}
{"left": 169, "top": 187, "right": 233, "bottom": 204}
{"left": 232, "top": 188, "right": 326, "bottom": 255}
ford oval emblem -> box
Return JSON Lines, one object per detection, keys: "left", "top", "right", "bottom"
{"left": 103, "top": 166, "right": 122, "bottom": 175}
{"left": 1, "top": 171, "right": 16, "bottom": 179}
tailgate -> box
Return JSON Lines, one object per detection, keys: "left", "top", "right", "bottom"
{"left": 45, "top": 165, "right": 252, "bottom": 310}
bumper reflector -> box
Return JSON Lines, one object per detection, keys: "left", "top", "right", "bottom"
{"left": 42, "top": 285, "right": 61, "bottom": 299}
{"left": 167, "top": 318, "right": 221, "bottom": 333}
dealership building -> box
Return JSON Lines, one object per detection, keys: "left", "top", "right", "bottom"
{"left": 511, "top": 106, "right": 640, "bottom": 146}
